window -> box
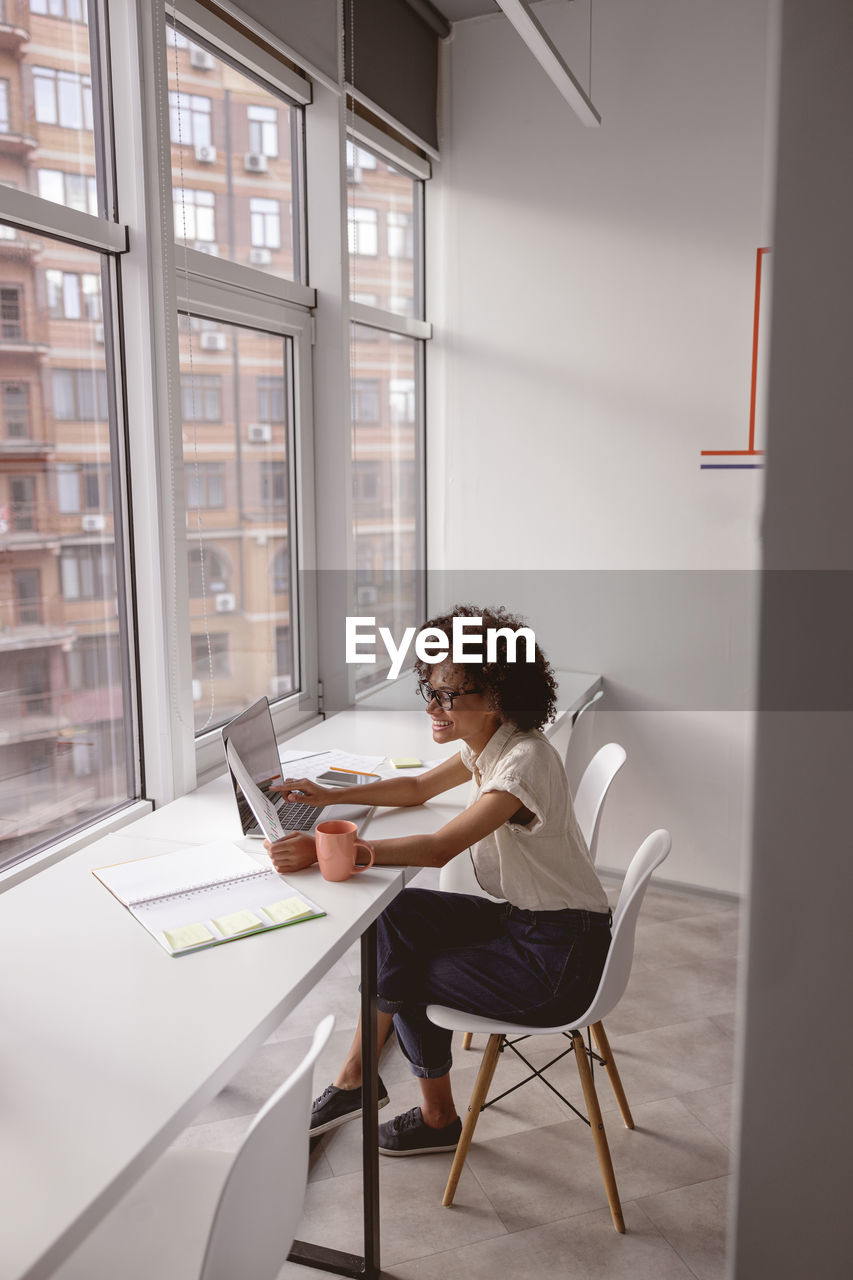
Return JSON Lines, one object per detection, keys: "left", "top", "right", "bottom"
{"left": 56, "top": 464, "right": 113, "bottom": 514}
{"left": 14, "top": 569, "right": 42, "bottom": 625}
{"left": 346, "top": 142, "right": 377, "bottom": 179}
{"left": 387, "top": 211, "right": 413, "bottom": 260}
{"left": 348, "top": 207, "right": 378, "bottom": 257}
{"left": 1, "top": 286, "right": 22, "bottom": 339}
{"left": 29, "top": 0, "right": 87, "bottom": 17}
{"left": 250, "top": 198, "right": 281, "bottom": 250}
{"left": 173, "top": 188, "right": 215, "bottom": 244}
{"left": 390, "top": 377, "right": 416, "bottom": 424}
{"left": 182, "top": 374, "right": 221, "bottom": 422}
{"left": 168, "top": 91, "right": 212, "bottom": 148}
{"left": 354, "top": 460, "right": 381, "bottom": 505}
{"left": 0, "top": 79, "right": 8, "bottom": 133}
{"left": 3, "top": 383, "right": 29, "bottom": 438}
{"left": 67, "top": 636, "right": 122, "bottom": 693}
{"left": 52, "top": 368, "right": 109, "bottom": 421}
{"left": 352, "top": 378, "right": 380, "bottom": 423}
{"left": 247, "top": 104, "right": 278, "bottom": 157}
{"left": 32, "top": 67, "right": 93, "bottom": 130}
{"left": 261, "top": 461, "right": 287, "bottom": 506}
{"left": 37, "top": 169, "right": 98, "bottom": 216}
{"left": 60, "top": 545, "right": 117, "bottom": 600}
{"left": 191, "top": 632, "right": 230, "bottom": 679}
{"left": 45, "top": 270, "right": 102, "bottom": 321}
{"left": 271, "top": 547, "right": 289, "bottom": 595}
{"left": 257, "top": 376, "right": 285, "bottom": 423}
{"left": 186, "top": 462, "right": 225, "bottom": 510}
{"left": 10, "top": 476, "right": 36, "bottom": 530}
{"left": 188, "top": 546, "right": 230, "bottom": 597}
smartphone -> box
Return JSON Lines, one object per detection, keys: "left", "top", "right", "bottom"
{"left": 317, "top": 769, "right": 378, "bottom": 787}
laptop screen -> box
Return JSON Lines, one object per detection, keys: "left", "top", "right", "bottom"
{"left": 221, "top": 697, "right": 283, "bottom": 836}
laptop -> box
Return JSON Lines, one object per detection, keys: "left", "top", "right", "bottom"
{"left": 221, "top": 696, "right": 370, "bottom": 839}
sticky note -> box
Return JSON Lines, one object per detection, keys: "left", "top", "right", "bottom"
{"left": 263, "top": 897, "right": 313, "bottom": 925}
{"left": 163, "top": 922, "right": 215, "bottom": 951}
{"left": 390, "top": 757, "right": 422, "bottom": 769}
{"left": 212, "top": 909, "right": 264, "bottom": 938}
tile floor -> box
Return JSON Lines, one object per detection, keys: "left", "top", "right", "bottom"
{"left": 173, "top": 870, "right": 741, "bottom": 1279}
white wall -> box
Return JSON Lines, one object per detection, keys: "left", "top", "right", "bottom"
{"left": 426, "top": 0, "right": 775, "bottom": 893}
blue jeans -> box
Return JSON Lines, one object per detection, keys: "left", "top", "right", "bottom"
{"left": 375, "top": 887, "right": 612, "bottom": 1079}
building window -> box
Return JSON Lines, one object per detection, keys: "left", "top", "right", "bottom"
{"left": 271, "top": 546, "right": 289, "bottom": 595}
{"left": 14, "top": 569, "right": 42, "bottom": 625}
{"left": 185, "top": 462, "right": 225, "bottom": 510}
{"left": 52, "top": 368, "right": 109, "bottom": 421}
{"left": 173, "top": 188, "right": 215, "bottom": 243}
{"left": 56, "top": 463, "right": 112, "bottom": 514}
{"left": 191, "top": 632, "right": 230, "bottom": 679}
{"left": 168, "top": 91, "right": 212, "bottom": 148}
{"left": 45, "top": 270, "right": 102, "bottom": 321}
{"left": 0, "top": 79, "right": 9, "bottom": 133}
{"left": 37, "top": 169, "right": 98, "bottom": 216}
{"left": 261, "top": 461, "right": 287, "bottom": 506}
{"left": 9, "top": 476, "right": 36, "bottom": 531}
{"left": 247, "top": 104, "right": 278, "bottom": 157}
{"left": 3, "top": 383, "right": 29, "bottom": 438}
{"left": 67, "top": 635, "right": 121, "bottom": 692}
{"left": 352, "top": 378, "right": 380, "bottom": 423}
{"left": 353, "top": 460, "right": 381, "bottom": 505}
{"left": 387, "top": 211, "right": 413, "bottom": 259}
{"left": 346, "top": 141, "right": 377, "bottom": 181}
{"left": 1, "top": 286, "right": 22, "bottom": 339}
{"left": 257, "top": 376, "right": 285, "bottom": 423}
{"left": 389, "top": 377, "right": 416, "bottom": 424}
{"left": 188, "top": 546, "right": 230, "bottom": 597}
{"left": 181, "top": 373, "right": 221, "bottom": 422}
{"left": 32, "top": 67, "right": 93, "bottom": 129}
{"left": 60, "top": 545, "right": 117, "bottom": 600}
{"left": 250, "top": 198, "right": 281, "bottom": 250}
{"left": 29, "top": 0, "right": 88, "bottom": 18}
{"left": 348, "top": 207, "right": 378, "bottom": 257}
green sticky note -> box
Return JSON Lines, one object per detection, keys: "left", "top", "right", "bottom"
{"left": 263, "top": 897, "right": 313, "bottom": 925}
{"left": 164, "top": 922, "right": 215, "bottom": 951}
{"left": 390, "top": 756, "right": 422, "bottom": 769}
{"left": 212, "top": 909, "right": 264, "bottom": 938}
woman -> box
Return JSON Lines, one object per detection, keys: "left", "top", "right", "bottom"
{"left": 265, "top": 605, "right": 611, "bottom": 1157}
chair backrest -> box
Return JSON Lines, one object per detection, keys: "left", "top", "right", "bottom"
{"left": 580, "top": 829, "right": 671, "bottom": 1026}
{"left": 200, "top": 1014, "right": 334, "bottom": 1280}
{"left": 573, "top": 742, "right": 627, "bottom": 863}
{"left": 561, "top": 687, "right": 603, "bottom": 782}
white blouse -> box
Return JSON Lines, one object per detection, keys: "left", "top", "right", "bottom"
{"left": 460, "top": 722, "right": 609, "bottom": 913}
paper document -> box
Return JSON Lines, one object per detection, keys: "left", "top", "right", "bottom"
{"left": 278, "top": 748, "right": 385, "bottom": 778}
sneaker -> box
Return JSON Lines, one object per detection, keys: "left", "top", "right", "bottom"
{"left": 310, "top": 1077, "right": 390, "bottom": 1136}
{"left": 378, "top": 1106, "right": 462, "bottom": 1157}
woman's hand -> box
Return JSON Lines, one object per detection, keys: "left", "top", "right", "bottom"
{"left": 265, "top": 832, "right": 317, "bottom": 874}
{"left": 271, "top": 776, "right": 330, "bottom": 805}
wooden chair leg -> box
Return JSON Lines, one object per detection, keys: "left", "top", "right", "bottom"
{"left": 590, "top": 1021, "right": 634, "bottom": 1130}
{"left": 571, "top": 1030, "right": 626, "bottom": 1233}
{"left": 461, "top": 1032, "right": 473, "bottom": 1050}
{"left": 442, "top": 1033, "right": 503, "bottom": 1207}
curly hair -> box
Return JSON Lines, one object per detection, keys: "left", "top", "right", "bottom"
{"left": 413, "top": 604, "right": 558, "bottom": 732}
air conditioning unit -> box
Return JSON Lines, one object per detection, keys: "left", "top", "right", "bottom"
{"left": 200, "top": 330, "right": 226, "bottom": 351}
{"left": 194, "top": 143, "right": 217, "bottom": 164}
{"left": 192, "top": 678, "right": 203, "bottom": 702}
{"left": 81, "top": 514, "right": 106, "bottom": 533}
{"left": 244, "top": 152, "right": 268, "bottom": 173}
{"left": 189, "top": 46, "right": 216, "bottom": 70}
{"left": 248, "top": 247, "right": 271, "bottom": 265}
{"left": 247, "top": 423, "right": 272, "bottom": 444}
{"left": 214, "top": 593, "right": 236, "bottom": 613}
{"left": 193, "top": 241, "right": 219, "bottom": 255}
{"left": 357, "top": 586, "right": 379, "bottom": 607}
{"left": 270, "top": 675, "right": 293, "bottom": 697}
{"left": 94, "top": 323, "right": 104, "bottom": 344}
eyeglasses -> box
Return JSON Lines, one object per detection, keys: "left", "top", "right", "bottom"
{"left": 416, "top": 679, "right": 479, "bottom": 711}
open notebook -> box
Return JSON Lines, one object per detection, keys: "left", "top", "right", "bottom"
{"left": 94, "top": 842, "right": 325, "bottom": 956}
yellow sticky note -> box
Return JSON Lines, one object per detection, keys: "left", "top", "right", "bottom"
{"left": 390, "top": 756, "right": 422, "bottom": 768}
{"left": 212, "top": 909, "right": 264, "bottom": 938}
{"left": 263, "top": 897, "right": 312, "bottom": 925}
{"left": 164, "top": 922, "right": 215, "bottom": 951}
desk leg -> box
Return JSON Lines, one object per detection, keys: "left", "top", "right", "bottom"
{"left": 287, "top": 922, "right": 381, "bottom": 1279}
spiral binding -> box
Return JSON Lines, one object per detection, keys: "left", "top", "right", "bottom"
{"left": 129, "top": 866, "right": 275, "bottom": 910}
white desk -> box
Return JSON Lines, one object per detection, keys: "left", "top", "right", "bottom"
{"left": 0, "top": 670, "right": 601, "bottom": 1280}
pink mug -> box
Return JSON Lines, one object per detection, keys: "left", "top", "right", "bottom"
{"left": 315, "top": 820, "right": 375, "bottom": 882}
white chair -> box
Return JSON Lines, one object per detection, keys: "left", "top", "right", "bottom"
{"left": 53, "top": 1015, "right": 335, "bottom": 1280}
{"left": 428, "top": 830, "right": 671, "bottom": 1232}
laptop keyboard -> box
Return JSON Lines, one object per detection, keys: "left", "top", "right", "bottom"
{"left": 274, "top": 798, "right": 319, "bottom": 832}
